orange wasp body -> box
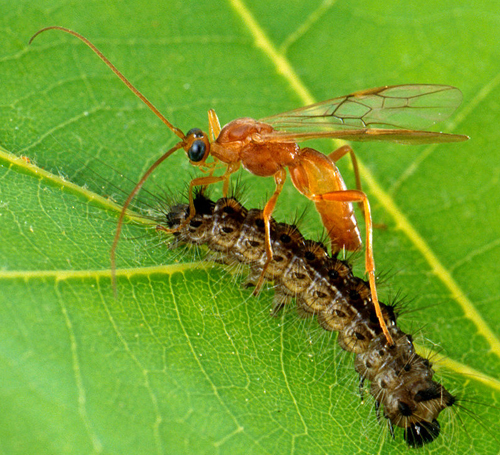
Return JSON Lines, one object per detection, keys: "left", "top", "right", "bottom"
{"left": 210, "top": 116, "right": 361, "bottom": 249}
{"left": 30, "top": 27, "right": 468, "bottom": 345}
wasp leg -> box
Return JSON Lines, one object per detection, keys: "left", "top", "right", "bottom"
{"left": 313, "top": 189, "right": 394, "bottom": 346}
{"left": 252, "top": 168, "right": 287, "bottom": 296}
{"left": 328, "top": 145, "right": 386, "bottom": 229}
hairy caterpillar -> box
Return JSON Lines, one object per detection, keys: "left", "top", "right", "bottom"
{"left": 156, "top": 191, "right": 456, "bottom": 447}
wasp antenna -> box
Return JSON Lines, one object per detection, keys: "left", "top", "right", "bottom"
{"left": 29, "top": 26, "right": 186, "bottom": 140}
{"left": 110, "top": 142, "right": 184, "bottom": 295}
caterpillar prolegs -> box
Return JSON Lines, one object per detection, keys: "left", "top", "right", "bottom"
{"left": 158, "top": 192, "right": 456, "bottom": 447}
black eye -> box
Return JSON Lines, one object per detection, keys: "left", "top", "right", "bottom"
{"left": 188, "top": 140, "right": 206, "bottom": 162}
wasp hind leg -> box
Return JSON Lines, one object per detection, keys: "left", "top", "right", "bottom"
{"left": 313, "top": 189, "right": 394, "bottom": 346}
{"left": 328, "top": 145, "right": 386, "bottom": 230}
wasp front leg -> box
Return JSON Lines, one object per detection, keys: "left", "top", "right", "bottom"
{"left": 157, "top": 163, "right": 239, "bottom": 235}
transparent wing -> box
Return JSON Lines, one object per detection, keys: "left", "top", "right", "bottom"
{"left": 259, "top": 85, "right": 467, "bottom": 144}
{"left": 255, "top": 128, "right": 468, "bottom": 144}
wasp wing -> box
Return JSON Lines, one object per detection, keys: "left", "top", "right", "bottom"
{"left": 259, "top": 85, "right": 468, "bottom": 143}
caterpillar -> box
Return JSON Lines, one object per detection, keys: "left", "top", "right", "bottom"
{"left": 156, "top": 191, "right": 456, "bottom": 447}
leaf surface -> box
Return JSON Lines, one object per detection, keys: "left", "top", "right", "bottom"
{"left": 1, "top": 0, "right": 500, "bottom": 454}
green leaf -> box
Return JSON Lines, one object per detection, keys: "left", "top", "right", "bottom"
{"left": 1, "top": 0, "right": 499, "bottom": 454}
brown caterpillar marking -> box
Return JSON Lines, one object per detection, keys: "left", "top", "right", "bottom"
{"left": 159, "top": 191, "right": 455, "bottom": 447}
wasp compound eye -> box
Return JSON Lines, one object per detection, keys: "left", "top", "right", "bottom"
{"left": 188, "top": 140, "right": 206, "bottom": 162}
